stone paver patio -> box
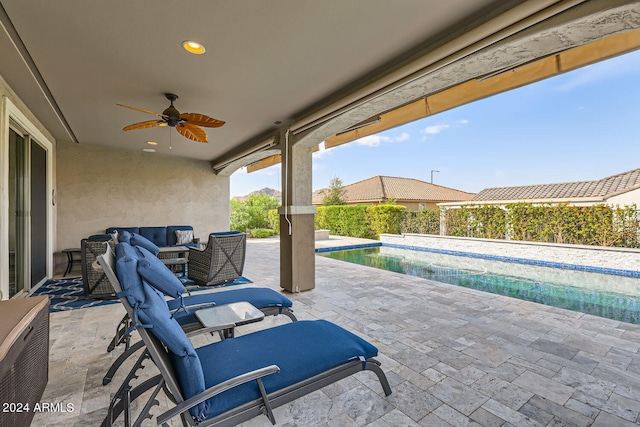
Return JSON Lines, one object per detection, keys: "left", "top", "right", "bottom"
{"left": 34, "top": 236, "right": 640, "bottom": 426}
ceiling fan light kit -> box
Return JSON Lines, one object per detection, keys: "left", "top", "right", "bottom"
{"left": 117, "top": 93, "right": 224, "bottom": 144}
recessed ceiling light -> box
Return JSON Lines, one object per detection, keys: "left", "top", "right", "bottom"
{"left": 142, "top": 148, "right": 156, "bottom": 153}
{"left": 182, "top": 40, "right": 206, "bottom": 55}
{"left": 147, "top": 141, "right": 158, "bottom": 146}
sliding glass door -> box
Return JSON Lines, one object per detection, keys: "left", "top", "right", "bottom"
{"left": 7, "top": 127, "right": 48, "bottom": 298}
{"left": 8, "top": 128, "right": 26, "bottom": 297}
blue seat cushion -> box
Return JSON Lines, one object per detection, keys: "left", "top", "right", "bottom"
{"left": 196, "top": 320, "right": 378, "bottom": 420}
{"left": 140, "top": 227, "right": 168, "bottom": 247}
{"left": 135, "top": 246, "right": 186, "bottom": 299}
{"left": 88, "top": 233, "right": 113, "bottom": 241}
{"left": 167, "top": 226, "right": 194, "bottom": 246}
{"left": 210, "top": 231, "right": 242, "bottom": 236}
{"left": 169, "top": 288, "right": 293, "bottom": 326}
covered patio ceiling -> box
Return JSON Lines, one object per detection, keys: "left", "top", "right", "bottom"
{"left": 0, "top": 0, "right": 524, "bottom": 162}
{"left": 1, "top": 1, "right": 639, "bottom": 170}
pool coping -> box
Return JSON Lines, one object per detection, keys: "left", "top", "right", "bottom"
{"left": 316, "top": 242, "right": 640, "bottom": 279}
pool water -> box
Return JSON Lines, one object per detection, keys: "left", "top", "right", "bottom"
{"left": 319, "top": 246, "right": 640, "bottom": 324}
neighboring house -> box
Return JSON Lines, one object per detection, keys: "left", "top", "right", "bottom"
{"left": 439, "top": 168, "right": 640, "bottom": 209}
{"left": 312, "top": 176, "right": 475, "bottom": 210}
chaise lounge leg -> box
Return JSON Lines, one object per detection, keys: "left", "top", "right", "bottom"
{"left": 365, "top": 360, "right": 392, "bottom": 396}
{"left": 103, "top": 340, "right": 146, "bottom": 385}
{"left": 107, "top": 314, "right": 132, "bottom": 352}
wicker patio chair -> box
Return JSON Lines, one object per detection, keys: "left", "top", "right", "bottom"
{"left": 188, "top": 232, "right": 246, "bottom": 286}
{"left": 81, "top": 236, "right": 117, "bottom": 299}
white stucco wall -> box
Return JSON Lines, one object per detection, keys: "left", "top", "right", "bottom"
{"left": 55, "top": 141, "right": 230, "bottom": 271}
{"left": 607, "top": 187, "right": 640, "bottom": 207}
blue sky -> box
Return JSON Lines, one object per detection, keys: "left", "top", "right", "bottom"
{"left": 230, "top": 49, "right": 640, "bottom": 198}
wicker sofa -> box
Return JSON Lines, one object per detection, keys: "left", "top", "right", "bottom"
{"left": 81, "top": 226, "right": 198, "bottom": 298}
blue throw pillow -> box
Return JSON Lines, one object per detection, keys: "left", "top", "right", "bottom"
{"left": 130, "top": 232, "right": 160, "bottom": 255}
{"left": 135, "top": 246, "right": 186, "bottom": 299}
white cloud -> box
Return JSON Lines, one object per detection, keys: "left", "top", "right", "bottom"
{"left": 394, "top": 132, "right": 410, "bottom": 142}
{"left": 423, "top": 124, "right": 449, "bottom": 135}
{"left": 355, "top": 135, "right": 391, "bottom": 147}
{"left": 459, "top": 119, "right": 469, "bottom": 125}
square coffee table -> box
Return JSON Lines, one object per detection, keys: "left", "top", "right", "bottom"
{"left": 195, "top": 301, "right": 265, "bottom": 338}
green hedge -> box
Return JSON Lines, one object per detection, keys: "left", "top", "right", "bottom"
{"left": 401, "top": 209, "right": 440, "bottom": 235}
{"left": 443, "top": 203, "right": 639, "bottom": 248}
{"left": 250, "top": 228, "right": 275, "bottom": 238}
{"left": 315, "top": 205, "right": 407, "bottom": 239}
{"left": 505, "top": 203, "right": 639, "bottom": 247}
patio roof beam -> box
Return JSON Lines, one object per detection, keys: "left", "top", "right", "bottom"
{"left": 325, "top": 28, "right": 640, "bottom": 149}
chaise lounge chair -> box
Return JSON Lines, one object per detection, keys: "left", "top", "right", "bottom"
{"left": 99, "top": 233, "right": 296, "bottom": 385}
{"left": 98, "top": 243, "right": 391, "bottom": 426}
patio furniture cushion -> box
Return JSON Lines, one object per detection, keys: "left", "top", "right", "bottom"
{"left": 167, "top": 226, "right": 195, "bottom": 246}
{"left": 168, "top": 288, "right": 293, "bottom": 326}
{"left": 107, "top": 227, "right": 140, "bottom": 235}
{"left": 114, "top": 242, "right": 206, "bottom": 417}
{"left": 135, "top": 245, "right": 186, "bottom": 299}
{"left": 140, "top": 226, "right": 168, "bottom": 247}
{"left": 195, "top": 319, "right": 378, "bottom": 419}
{"left": 130, "top": 233, "right": 161, "bottom": 255}
{"left": 114, "top": 243, "right": 146, "bottom": 306}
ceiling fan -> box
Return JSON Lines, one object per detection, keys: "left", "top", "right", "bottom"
{"left": 117, "top": 93, "right": 225, "bottom": 143}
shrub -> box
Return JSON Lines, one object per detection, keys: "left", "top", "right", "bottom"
{"left": 402, "top": 209, "right": 440, "bottom": 234}
{"left": 230, "top": 194, "right": 280, "bottom": 231}
{"left": 267, "top": 209, "right": 280, "bottom": 234}
{"left": 250, "top": 228, "right": 275, "bottom": 238}
{"left": 366, "top": 205, "right": 406, "bottom": 237}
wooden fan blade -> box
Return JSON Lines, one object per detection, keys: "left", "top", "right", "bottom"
{"left": 117, "top": 103, "right": 166, "bottom": 118}
{"left": 122, "top": 120, "right": 164, "bottom": 131}
{"left": 176, "top": 122, "right": 208, "bottom": 143}
{"left": 179, "top": 113, "right": 225, "bottom": 128}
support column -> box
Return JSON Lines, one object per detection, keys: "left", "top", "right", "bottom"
{"left": 279, "top": 130, "right": 315, "bottom": 292}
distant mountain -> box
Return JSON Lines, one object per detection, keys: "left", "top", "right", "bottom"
{"left": 233, "top": 187, "right": 281, "bottom": 202}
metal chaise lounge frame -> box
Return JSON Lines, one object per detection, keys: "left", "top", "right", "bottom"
{"left": 98, "top": 243, "right": 391, "bottom": 427}
{"left": 99, "top": 242, "right": 296, "bottom": 385}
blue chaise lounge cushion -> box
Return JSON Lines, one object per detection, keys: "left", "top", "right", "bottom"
{"left": 135, "top": 245, "right": 186, "bottom": 299}
{"left": 169, "top": 288, "right": 293, "bottom": 326}
{"left": 118, "top": 230, "right": 160, "bottom": 255}
{"left": 196, "top": 320, "right": 378, "bottom": 420}
{"left": 114, "top": 242, "right": 206, "bottom": 419}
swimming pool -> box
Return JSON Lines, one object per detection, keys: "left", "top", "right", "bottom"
{"left": 318, "top": 245, "right": 640, "bottom": 324}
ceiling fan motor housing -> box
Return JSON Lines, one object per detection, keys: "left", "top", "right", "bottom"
{"left": 162, "top": 105, "right": 182, "bottom": 126}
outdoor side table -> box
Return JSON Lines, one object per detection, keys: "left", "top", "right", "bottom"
{"left": 158, "top": 245, "right": 189, "bottom": 274}
{"left": 195, "top": 301, "right": 265, "bottom": 339}
{"left": 62, "top": 247, "right": 81, "bottom": 277}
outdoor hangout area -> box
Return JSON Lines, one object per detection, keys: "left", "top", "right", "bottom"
{"left": 3, "top": 2, "right": 640, "bottom": 427}
{"left": 24, "top": 236, "right": 640, "bottom": 426}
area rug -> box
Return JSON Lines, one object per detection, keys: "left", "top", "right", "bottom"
{"left": 32, "top": 275, "right": 253, "bottom": 313}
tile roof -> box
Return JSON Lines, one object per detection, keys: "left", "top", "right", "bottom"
{"left": 313, "top": 176, "right": 475, "bottom": 204}
{"left": 472, "top": 168, "right": 640, "bottom": 202}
